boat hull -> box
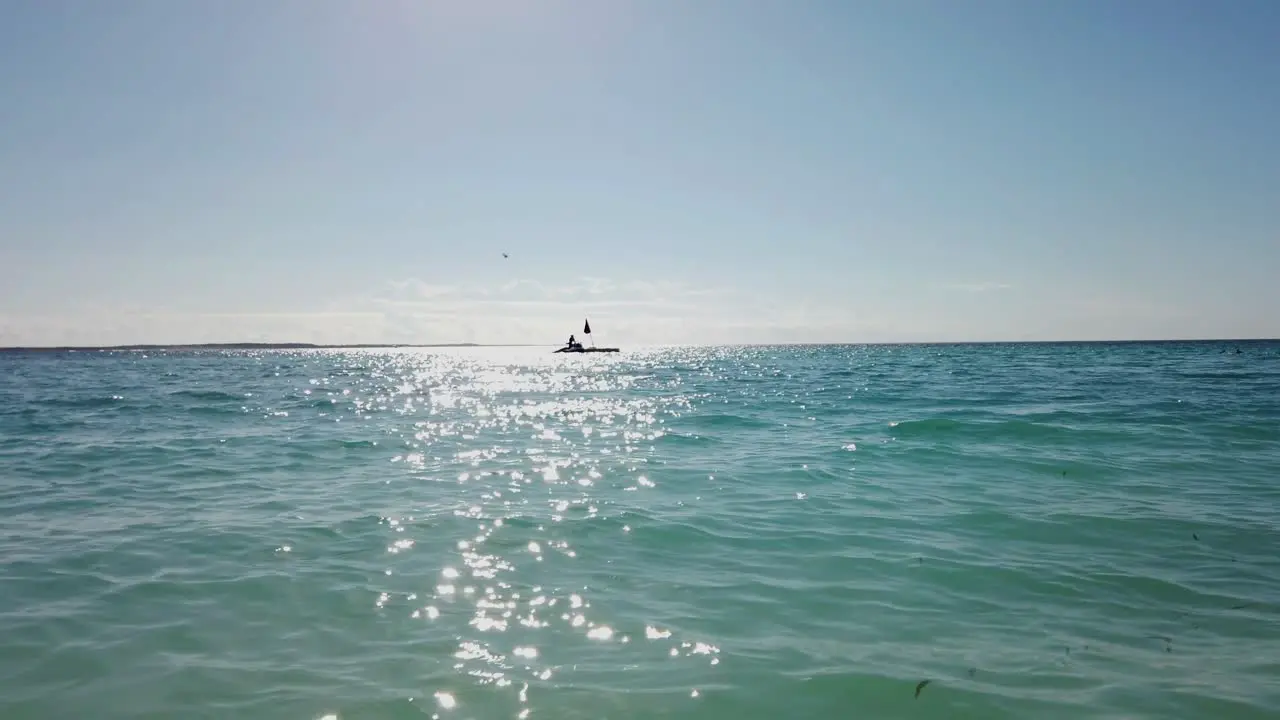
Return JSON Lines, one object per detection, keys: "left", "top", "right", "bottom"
{"left": 553, "top": 347, "right": 620, "bottom": 353}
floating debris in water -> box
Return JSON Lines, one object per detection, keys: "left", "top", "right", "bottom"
{"left": 914, "top": 679, "right": 931, "bottom": 699}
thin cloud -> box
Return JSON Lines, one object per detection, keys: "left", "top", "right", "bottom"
{"left": 0, "top": 276, "right": 903, "bottom": 347}
{"left": 944, "top": 282, "right": 1012, "bottom": 292}
{"left": 367, "top": 276, "right": 722, "bottom": 309}
{"left": 384, "top": 279, "right": 458, "bottom": 299}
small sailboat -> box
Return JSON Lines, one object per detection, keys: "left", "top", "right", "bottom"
{"left": 553, "top": 318, "right": 620, "bottom": 353}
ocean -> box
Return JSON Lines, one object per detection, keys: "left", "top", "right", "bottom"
{"left": 1, "top": 341, "right": 1278, "bottom": 719}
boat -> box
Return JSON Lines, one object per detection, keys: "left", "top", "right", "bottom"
{"left": 554, "top": 318, "right": 619, "bottom": 353}
{"left": 553, "top": 345, "right": 619, "bottom": 353}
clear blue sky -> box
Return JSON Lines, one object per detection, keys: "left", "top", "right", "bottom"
{"left": 2, "top": 0, "right": 1277, "bottom": 346}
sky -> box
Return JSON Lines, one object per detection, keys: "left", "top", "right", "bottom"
{"left": 1, "top": 0, "right": 1278, "bottom": 347}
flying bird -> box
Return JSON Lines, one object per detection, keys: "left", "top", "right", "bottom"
{"left": 502, "top": 252, "right": 509, "bottom": 259}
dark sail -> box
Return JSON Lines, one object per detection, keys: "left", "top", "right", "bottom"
{"left": 583, "top": 319, "right": 591, "bottom": 334}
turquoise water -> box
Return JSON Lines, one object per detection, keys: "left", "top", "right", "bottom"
{"left": 2, "top": 342, "right": 1278, "bottom": 719}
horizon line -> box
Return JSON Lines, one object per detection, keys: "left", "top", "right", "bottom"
{"left": 0, "top": 337, "right": 1275, "bottom": 353}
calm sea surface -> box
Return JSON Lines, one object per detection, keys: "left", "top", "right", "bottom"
{"left": 1, "top": 342, "right": 1278, "bottom": 719}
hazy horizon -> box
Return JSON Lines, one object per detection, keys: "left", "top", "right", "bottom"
{"left": 1, "top": 336, "right": 1275, "bottom": 352}
{"left": 3, "top": 1, "right": 1278, "bottom": 347}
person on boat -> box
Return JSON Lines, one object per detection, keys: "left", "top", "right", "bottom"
{"left": 566, "top": 334, "right": 581, "bottom": 350}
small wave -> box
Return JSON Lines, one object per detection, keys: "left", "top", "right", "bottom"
{"left": 167, "top": 389, "right": 244, "bottom": 402}
{"left": 653, "top": 431, "right": 723, "bottom": 447}
{"left": 887, "top": 418, "right": 964, "bottom": 434}
{"left": 668, "top": 412, "right": 777, "bottom": 432}
{"left": 38, "top": 396, "right": 128, "bottom": 410}
{"left": 887, "top": 416, "right": 1118, "bottom": 444}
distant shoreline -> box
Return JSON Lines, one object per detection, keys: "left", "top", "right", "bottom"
{"left": 0, "top": 342, "right": 537, "bottom": 353}
{"left": 0, "top": 338, "right": 1273, "bottom": 353}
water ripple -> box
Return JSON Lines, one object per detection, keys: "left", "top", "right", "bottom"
{"left": 1, "top": 342, "right": 1279, "bottom": 718}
